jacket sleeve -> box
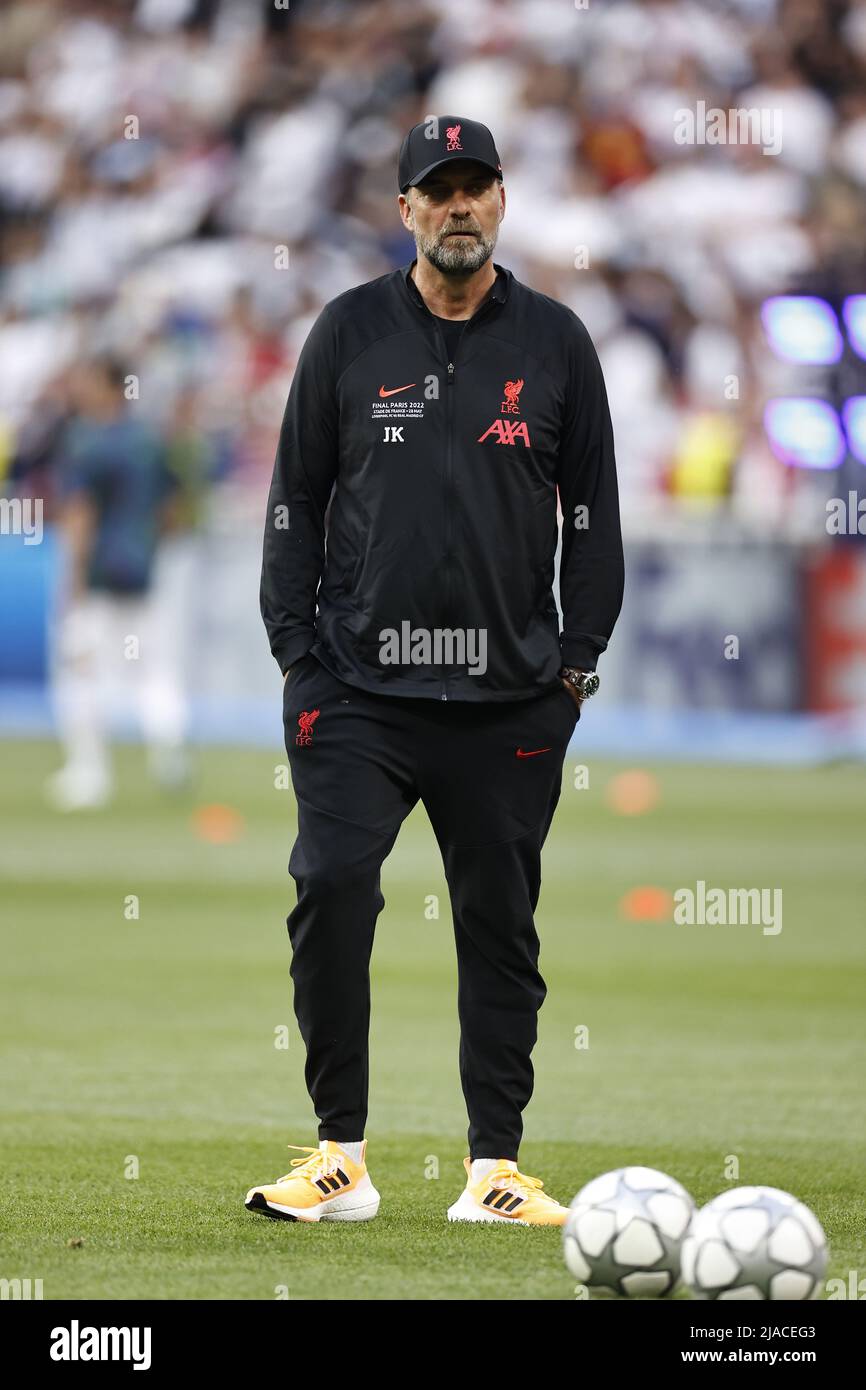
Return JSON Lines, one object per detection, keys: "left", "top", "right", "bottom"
{"left": 260, "top": 305, "right": 339, "bottom": 675}
{"left": 555, "top": 314, "right": 624, "bottom": 672}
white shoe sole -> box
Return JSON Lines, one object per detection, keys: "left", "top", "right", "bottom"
{"left": 245, "top": 1174, "right": 380, "bottom": 1223}
{"left": 446, "top": 1188, "right": 531, "bottom": 1226}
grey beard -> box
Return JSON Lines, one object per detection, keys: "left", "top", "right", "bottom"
{"left": 414, "top": 226, "right": 497, "bottom": 275}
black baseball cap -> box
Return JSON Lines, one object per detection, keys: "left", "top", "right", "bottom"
{"left": 398, "top": 115, "right": 502, "bottom": 193}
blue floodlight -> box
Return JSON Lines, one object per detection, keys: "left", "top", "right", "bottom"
{"left": 842, "top": 396, "right": 866, "bottom": 465}
{"left": 761, "top": 296, "right": 843, "bottom": 364}
{"left": 842, "top": 296, "right": 866, "bottom": 360}
{"left": 764, "top": 398, "right": 846, "bottom": 469}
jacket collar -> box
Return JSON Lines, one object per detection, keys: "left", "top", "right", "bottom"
{"left": 401, "top": 258, "right": 511, "bottom": 313}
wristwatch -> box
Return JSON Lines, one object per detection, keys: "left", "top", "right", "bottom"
{"left": 561, "top": 667, "right": 600, "bottom": 700}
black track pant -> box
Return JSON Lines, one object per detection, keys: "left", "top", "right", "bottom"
{"left": 282, "top": 653, "right": 579, "bottom": 1160}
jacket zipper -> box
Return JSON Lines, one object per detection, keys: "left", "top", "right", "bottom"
{"left": 421, "top": 288, "right": 499, "bottom": 701}
{"left": 443, "top": 349, "right": 455, "bottom": 701}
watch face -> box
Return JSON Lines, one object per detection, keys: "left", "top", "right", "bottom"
{"left": 579, "top": 672, "right": 600, "bottom": 698}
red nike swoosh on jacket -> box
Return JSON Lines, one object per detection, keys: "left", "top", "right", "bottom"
{"left": 515, "top": 747, "right": 551, "bottom": 758}
{"left": 378, "top": 383, "right": 416, "bottom": 397}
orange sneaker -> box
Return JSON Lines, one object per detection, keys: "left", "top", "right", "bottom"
{"left": 245, "top": 1141, "right": 379, "bottom": 1223}
{"left": 447, "top": 1158, "right": 568, "bottom": 1226}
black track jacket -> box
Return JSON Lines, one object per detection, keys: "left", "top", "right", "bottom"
{"left": 261, "top": 260, "right": 624, "bottom": 702}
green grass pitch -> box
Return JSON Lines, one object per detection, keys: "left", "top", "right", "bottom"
{"left": 1, "top": 737, "right": 864, "bottom": 1300}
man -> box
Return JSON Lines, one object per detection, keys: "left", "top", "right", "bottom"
{"left": 248, "top": 116, "right": 624, "bottom": 1225}
{"left": 48, "top": 357, "right": 186, "bottom": 810}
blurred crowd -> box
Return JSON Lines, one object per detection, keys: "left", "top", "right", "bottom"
{"left": 2, "top": 0, "right": 866, "bottom": 533}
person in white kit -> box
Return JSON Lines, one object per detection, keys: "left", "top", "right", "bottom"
{"left": 49, "top": 357, "right": 187, "bottom": 810}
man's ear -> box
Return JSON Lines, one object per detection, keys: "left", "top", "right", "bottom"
{"left": 398, "top": 190, "right": 415, "bottom": 231}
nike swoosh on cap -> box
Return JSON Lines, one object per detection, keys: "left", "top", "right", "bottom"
{"left": 379, "top": 383, "right": 416, "bottom": 397}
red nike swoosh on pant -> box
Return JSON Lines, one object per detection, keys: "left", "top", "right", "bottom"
{"left": 515, "top": 747, "right": 551, "bottom": 758}
{"left": 378, "top": 383, "right": 416, "bottom": 397}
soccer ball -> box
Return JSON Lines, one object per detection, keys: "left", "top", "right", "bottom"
{"left": 681, "top": 1186, "right": 827, "bottom": 1300}
{"left": 563, "top": 1166, "right": 695, "bottom": 1297}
